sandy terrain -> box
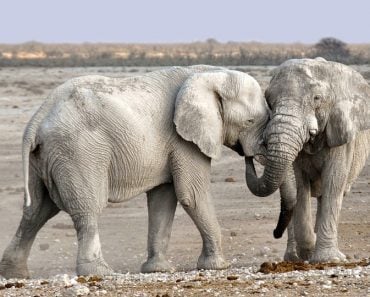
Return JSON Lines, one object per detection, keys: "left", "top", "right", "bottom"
{"left": 0, "top": 65, "right": 369, "bottom": 296}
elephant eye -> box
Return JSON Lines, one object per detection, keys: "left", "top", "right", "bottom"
{"left": 313, "top": 94, "right": 322, "bottom": 101}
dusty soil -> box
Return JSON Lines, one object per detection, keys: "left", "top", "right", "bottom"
{"left": 0, "top": 65, "right": 369, "bottom": 296}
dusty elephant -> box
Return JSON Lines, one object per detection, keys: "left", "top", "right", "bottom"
{"left": 0, "top": 65, "right": 269, "bottom": 278}
{"left": 246, "top": 58, "right": 370, "bottom": 263}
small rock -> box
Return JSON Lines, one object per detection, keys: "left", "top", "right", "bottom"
{"left": 322, "top": 280, "right": 332, "bottom": 285}
{"left": 225, "top": 177, "right": 236, "bottom": 182}
{"left": 230, "top": 231, "right": 237, "bottom": 237}
{"left": 227, "top": 275, "right": 239, "bottom": 281}
{"left": 65, "top": 284, "right": 90, "bottom": 296}
{"left": 254, "top": 213, "right": 262, "bottom": 220}
{"left": 51, "top": 274, "right": 72, "bottom": 286}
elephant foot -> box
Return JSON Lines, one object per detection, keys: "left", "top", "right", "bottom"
{"left": 283, "top": 250, "right": 300, "bottom": 262}
{"left": 197, "top": 254, "right": 230, "bottom": 270}
{"left": 0, "top": 260, "right": 30, "bottom": 279}
{"left": 297, "top": 247, "right": 314, "bottom": 261}
{"left": 76, "top": 258, "right": 114, "bottom": 276}
{"left": 310, "top": 247, "right": 347, "bottom": 263}
{"left": 141, "top": 256, "right": 175, "bottom": 273}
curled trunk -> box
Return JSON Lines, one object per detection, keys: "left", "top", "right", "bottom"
{"left": 245, "top": 131, "right": 301, "bottom": 197}
{"left": 245, "top": 115, "right": 305, "bottom": 235}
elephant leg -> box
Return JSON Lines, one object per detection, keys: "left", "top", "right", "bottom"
{"left": 50, "top": 156, "right": 113, "bottom": 276}
{"left": 71, "top": 213, "right": 113, "bottom": 276}
{"left": 171, "top": 145, "right": 229, "bottom": 270}
{"left": 182, "top": 193, "right": 228, "bottom": 270}
{"left": 293, "top": 169, "right": 316, "bottom": 260}
{"left": 141, "top": 183, "right": 177, "bottom": 273}
{"left": 0, "top": 174, "right": 59, "bottom": 279}
{"left": 311, "top": 148, "right": 351, "bottom": 263}
{"left": 284, "top": 221, "right": 300, "bottom": 262}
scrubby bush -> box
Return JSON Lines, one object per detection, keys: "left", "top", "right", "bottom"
{"left": 314, "top": 37, "right": 350, "bottom": 62}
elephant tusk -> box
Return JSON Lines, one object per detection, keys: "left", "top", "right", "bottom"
{"left": 309, "top": 129, "right": 317, "bottom": 136}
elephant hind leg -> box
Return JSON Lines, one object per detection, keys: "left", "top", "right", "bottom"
{"left": 0, "top": 172, "right": 59, "bottom": 279}
{"left": 71, "top": 213, "right": 113, "bottom": 276}
{"left": 51, "top": 166, "right": 113, "bottom": 276}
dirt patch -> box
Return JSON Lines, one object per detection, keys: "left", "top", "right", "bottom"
{"left": 259, "top": 259, "right": 370, "bottom": 274}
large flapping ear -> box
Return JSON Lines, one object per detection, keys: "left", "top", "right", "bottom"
{"left": 174, "top": 71, "right": 230, "bottom": 159}
{"left": 326, "top": 64, "right": 370, "bottom": 147}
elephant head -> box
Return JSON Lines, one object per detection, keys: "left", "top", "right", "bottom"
{"left": 245, "top": 58, "right": 370, "bottom": 233}
{"left": 174, "top": 69, "right": 269, "bottom": 160}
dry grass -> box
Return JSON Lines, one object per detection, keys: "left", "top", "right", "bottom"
{"left": 0, "top": 41, "right": 369, "bottom": 67}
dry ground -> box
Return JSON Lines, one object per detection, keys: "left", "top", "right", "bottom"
{"left": 0, "top": 65, "right": 369, "bottom": 296}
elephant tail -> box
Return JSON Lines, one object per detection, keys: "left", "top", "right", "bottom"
{"left": 22, "top": 101, "right": 50, "bottom": 207}
{"left": 22, "top": 121, "right": 39, "bottom": 207}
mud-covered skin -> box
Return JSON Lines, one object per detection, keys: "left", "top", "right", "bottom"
{"left": 292, "top": 130, "right": 370, "bottom": 262}
{"left": 245, "top": 58, "right": 370, "bottom": 263}
{"left": 0, "top": 65, "right": 268, "bottom": 278}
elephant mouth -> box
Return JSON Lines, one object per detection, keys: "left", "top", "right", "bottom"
{"left": 254, "top": 154, "right": 267, "bottom": 165}
{"left": 303, "top": 133, "right": 326, "bottom": 155}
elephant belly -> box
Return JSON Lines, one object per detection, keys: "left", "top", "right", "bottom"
{"left": 107, "top": 157, "right": 172, "bottom": 203}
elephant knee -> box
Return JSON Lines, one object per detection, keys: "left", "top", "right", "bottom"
{"left": 178, "top": 195, "right": 195, "bottom": 209}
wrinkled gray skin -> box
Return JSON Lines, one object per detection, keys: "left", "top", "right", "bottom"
{"left": 246, "top": 58, "right": 370, "bottom": 263}
{"left": 0, "top": 65, "right": 268, "bottom": 278}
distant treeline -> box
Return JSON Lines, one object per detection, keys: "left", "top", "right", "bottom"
{"left": 0, "top": 38, "right": 369, "bottom": 67}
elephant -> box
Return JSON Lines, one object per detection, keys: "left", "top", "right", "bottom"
{"left": 0, "top": 65, "right": 269, "bottom": 278}
{"left": 245, "top": 58, "right": 370, "bottom": 263}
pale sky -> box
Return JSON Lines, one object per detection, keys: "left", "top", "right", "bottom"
{"left": 1, "top": 0, "right": 369, "bottom": 44}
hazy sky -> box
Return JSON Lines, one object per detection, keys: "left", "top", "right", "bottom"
{"left": 1, "top": 0, "right": 369, "bottom": 44}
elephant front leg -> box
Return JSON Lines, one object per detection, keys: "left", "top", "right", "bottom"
{"left": 181, "top": 192, "right": 229, "bottom": 270}
{"left": 311, "top": 195, "right": 347, "bottom": 263}
{"left": 71, "top": 214, "right": 114, "bottom": 276}
{"left": 293, "top": 170, "right": 316, "bottom": 260}
{"left": 171, "top": 149, "right": 229, "bottom": 270}
{"left": 311, "top": 152, "right": 350, "bottom": 263}
{"left": 141, "top": 183, "right": 177, "bottom": 273}
{"left": 284, "top": 221, "right": 300, "bottom": 262}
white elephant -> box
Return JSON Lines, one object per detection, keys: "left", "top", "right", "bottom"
{"left": 0, "top": 65, "right": 269, "bottom": 278}
{"left": 246, "top": 58, "right": 370, "bottom": 263}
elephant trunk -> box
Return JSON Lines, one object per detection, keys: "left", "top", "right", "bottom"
{"left": 273, "top": 165, "right": 296, "bottom": 238}
{"left": 245, "top": 109, "right": 306, "bottom": 238}
{"left": 245, "top": 114, "right": 305, "bottom": 197}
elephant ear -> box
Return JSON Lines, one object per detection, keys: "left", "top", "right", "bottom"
{"left": 174, "top": 72, "right": 227, "bottom": 159}
{"left": 326, "top": 69, "right": 370, "bottom": 147}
